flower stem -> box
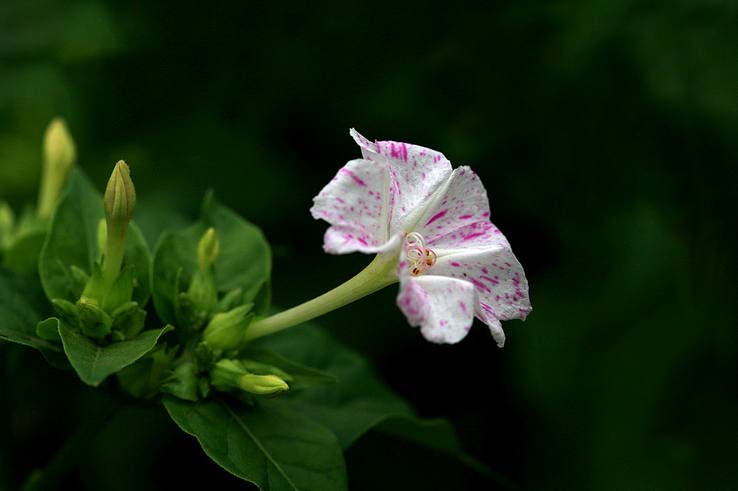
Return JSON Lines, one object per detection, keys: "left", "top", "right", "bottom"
{"left": 243, "top": 254, "right": 398, "bottom": 342}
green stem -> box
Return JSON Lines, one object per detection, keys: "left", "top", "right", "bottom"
{"left": 243, "top": 254, "right": 398, "bottom": 342}
{"left": 101, "top": 228, "right": 127, "bottom": 290}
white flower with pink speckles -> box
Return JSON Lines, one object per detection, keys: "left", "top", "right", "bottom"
{"left": 310, "top": 129, "right": 531, "bottom": 347}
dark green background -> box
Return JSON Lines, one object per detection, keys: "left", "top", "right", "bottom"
{"left": 1, "top": 1, "right": 736, "bottom": 489}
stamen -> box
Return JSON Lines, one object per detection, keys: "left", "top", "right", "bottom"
{"left": 425, "top": 249, "right": 437, "bottom": 267}
{"left": 404, "top": 232, "right": 436, "bottom": 276}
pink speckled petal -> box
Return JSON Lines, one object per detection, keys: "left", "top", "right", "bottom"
{"left": 476, "top": 305, "right": 506, "bottom": 347}
{"left": 431, "top": 246, "right": 532, "bottom": 330}
{"left": 428, "top": 220, "right": 509, "bottom": 249}
{"left": 350, "top": 129, "right": 452, "bottom": 235}
{"left": 416, "top": 166, "right": 492, "bottom": 242}
{"left": 311, "top": 158, "right": 391, "bottom": 254}
{"left": 396, "top": 275, "right": 476, "bottom": 344}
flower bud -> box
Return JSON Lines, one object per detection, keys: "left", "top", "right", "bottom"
{"left": 184, "top": 229, "right": 220, "bottom": 318}
{"left": 197, "top": 227, "right": 219, "bottom": 271}
{"left": 202, "top": 304, "right": 253, "bottom": 351}
{"left": 104, "top": 161, "right": 136, "bottom": 228}
{"left": 209, "top": 359, "right": 244, "bottom": 391}
{"left": 77, "top": 297, "right": 112, "bottom": 339}
{"left": 210, "top": 359, "right": 289, "bottom": 395}
{"left": 101, "top": 161, "right": 136, "bottom": 289}
{"left": 38, "top": 118, "right": 76, "bottom": 219}
{"left": 239, "top": 373, "right": 289, "bottom": 395}
{"left": 239, "top": 359, "right": 293, "bottom": 381}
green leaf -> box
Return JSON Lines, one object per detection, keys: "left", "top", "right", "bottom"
{"left": 256, "top": 325, "right": 492, "bottom": 476}
{"left": 0, "top": 268, "right": 67, "bottom": 367}
{"left": 239, "top": 348, "right": 337, "bottom": 390}
{"left": 152, "top": 194, "right": 271, "bottom": 325}
{"left": 201, "top": 193, "right": 271, "bottom": 296}
{"left": 256, "top": 325, "right": 413, "bottom": 448}
{"left": 39, "top": 169, "right": 151, "bottom": 305}
{"left": 164, "top": 396, "right": 347, "bottom": 490}
{"left": 36, "top": 317, "right": 61, "bottom": 341}
{"left": 3, "top": 229, "right": 46, "bottom": 276}
{"left": 58, "top": 323, "right": 172, "bottom": 386}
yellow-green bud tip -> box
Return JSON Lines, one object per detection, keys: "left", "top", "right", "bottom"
{"left": 198, "top": 227, "right": 220, "bottom": 271}
{"left": 43, "top": 118, "right": 76, "bottom": 173}
{"left": 0, "top": 202, "right": 14, "bottom": 230}
{"left": 104, "top": 160, "right": 136, "bottom": 225}
{"left": 239, "top": 373, "right": 289, "bottom": 395}
{"left": 38, "top": 117, "right": 76, "bottom": 218}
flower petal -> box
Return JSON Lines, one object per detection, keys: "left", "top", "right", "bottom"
{"left": 350, "top": 129, "right": 452, "bottom": 234}
{"left": 311, "top": 158, "right": 391, "bottom": 254}
{"left": 416, "top": 166, "right": 491, "bottom": 242}
{"left": 428, "top": 220, "right": 508, "bottom": 249}
{"left": 431, "top": 245, "right": 532, "bottom": 345}
{"left": 396, "top": 275, "right": 476, "bottom": 344}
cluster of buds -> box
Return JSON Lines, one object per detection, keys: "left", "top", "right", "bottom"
{"left": 51, "top": 161, "right": 145, "bottom": 341}
{"left": 159, "top": 227, "right": 291, "bottom": 401}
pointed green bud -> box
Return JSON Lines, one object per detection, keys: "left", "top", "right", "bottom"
{"left": 239, "top": 373, "right": 289, "bottom": 395}
{"left": 185, "top": 271, "right": 218, "bottom": 320}
{"left": 0, "top": 202, "right": 14, "bottom": 250}
{"left": 104, "top": 160, "right": 136, "bottom": 228}
{"left": 202, "top": 304, "right": 253, "bottom": 351}
{"left": 197, "top": 227, "right": 219, "bottom": 271}
{"left": 240, "top": 360, "right": 293, "bottom": 382}
{"left": 182, "top": 228, "right": 220, "bottom": 320}
{"left": 38, "top": 118, "right": 76, "bottom": 219}
{"left": 77, "top": 298, "right": 112, "bottom": 339}
{"left": 101, "top": 161, "right": 136, "bottom": 290}
{"left": 210, "top": 359, "right": 289, "bottom": 395}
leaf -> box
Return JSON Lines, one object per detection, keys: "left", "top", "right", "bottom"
{"left": 201, "top": 193, "right": 272, "bottom": 296}
{"left": 0, "top": 268, "right": 67, "bottom": 367}
{"left": 255, "top": 325, "right": 493, "bottom": 476}
{"left": 151, "top": 225, "right": 202, "bottom": 325}
{"left": 39, "top": 169, "right": 151, "bottom": 305}
{"left": 255, "top": 325, "right": 413, "bottom": 448}
{"left": 164, "top": 396, "right": 347, "bottom": 490}
{"left": 239, "top": 348, "right": 337, "bottom": 390}
{"left": 58, "top": 323, "right": 172, "bottom": 386}
{"left": 152, "top": 194, "right": 271, "bottom": 325}
{"left": 3, "top": 229, "right": 46, "bottom": 276}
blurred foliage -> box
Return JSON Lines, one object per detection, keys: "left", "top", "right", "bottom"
{"left": 1, "top": 0, "right": 736, "bottom": 489}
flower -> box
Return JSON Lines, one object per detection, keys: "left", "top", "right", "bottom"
{"left": 310, "top": 130, "right": 531, "bottom": 346}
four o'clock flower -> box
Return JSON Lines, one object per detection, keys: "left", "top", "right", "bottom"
{"left": 244, "top": 130, "right": 531, "bottom": 347}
